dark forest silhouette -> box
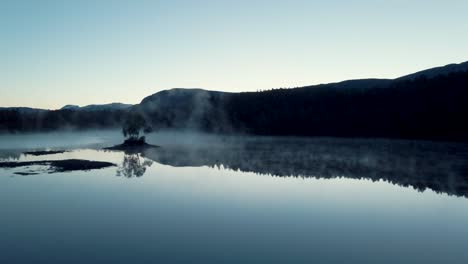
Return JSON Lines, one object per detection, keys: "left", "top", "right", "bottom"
{"left": 1, "top": 64, "right": 467, "bottom": 142}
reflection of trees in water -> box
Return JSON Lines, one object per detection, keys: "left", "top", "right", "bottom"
{"left": 0, "top": 151, "right": 21, "bottom": 161}
{"left": 117, "top": 153, "right": 153, "bottom": 178}
{"left": 143, "top": 138, "right": 468, "bottom": 198}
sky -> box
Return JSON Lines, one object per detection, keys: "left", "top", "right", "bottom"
{"left": 1, "top": 0, "right": 467, "bottom": 109}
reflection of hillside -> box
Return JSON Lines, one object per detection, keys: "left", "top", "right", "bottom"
{"left": 144, "top": 138, "right": 468, "bottom": 198}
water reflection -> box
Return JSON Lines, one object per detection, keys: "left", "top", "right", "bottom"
{"left": 140, "top": 138, "right": 468, "bottom": 197}
{"left": 2, "top": 135, "right": 468, "bottom": 264}
{"left": 2, "top": 136, "right": 468, "bottom": 198}
{"left": 0, "top": 151, "right": 21, "bottom": 161}
{"left": 117, "top": 153, "right": 153, "bottom": 178}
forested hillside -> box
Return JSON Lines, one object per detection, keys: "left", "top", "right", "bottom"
{"left": 1, "top": 64, "right": 467, "bottom": 141}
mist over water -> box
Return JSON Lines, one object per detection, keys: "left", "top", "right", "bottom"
{"left": 1, "top": 131, "right": 468, "bottom": 264}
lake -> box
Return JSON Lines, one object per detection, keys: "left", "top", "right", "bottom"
{"left": 1, "top": 131, "right": 468, "bottom": 264}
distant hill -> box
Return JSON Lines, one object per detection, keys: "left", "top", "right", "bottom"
{"left": 397, "top": 61, "right": 468, "bottom": 81}
{"left": 303, "top": 78, "right": 392, "bottom": 89}
{"left": 1, "top": 60, "right": 468, "bottom": 141}
{"left": 135, "top": 61, "right": 468, "bottom": 140}
{"left": 0, "top": 107, "right": 48, "bottom": 114}
{"left": 61, "top": 103, "right": 132, "bottom": 111}
{"left": 135, "top": 88, "right": 231, "bottom": 131}
{"left": 61, "top": 105, "right": 80, "bottom": 110}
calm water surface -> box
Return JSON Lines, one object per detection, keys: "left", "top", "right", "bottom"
{"left": 1, "top": 131, "right": 468, "bottom": 264}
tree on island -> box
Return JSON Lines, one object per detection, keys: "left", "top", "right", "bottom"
{"left": 122, "top": 112, "right": 151, "bottom": 145}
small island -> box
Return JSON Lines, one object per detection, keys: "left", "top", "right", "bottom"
{"left": 105, "top": 112, "right": 159, "bottom": 152}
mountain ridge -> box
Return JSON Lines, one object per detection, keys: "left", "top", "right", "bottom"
{"left": 396, "top": 61, "right": 468, "bottom": 81}
{"left": 2, "top": 60, "right": 467, "bottom": 111}
{"left": 1, "top": 60, "right": 468, "bottom": 141}
{"left": 61, "top": 103, "right": 132, "bottom": 111}
{"left": 137, "top": 60, "right": 468, "bottom": 103}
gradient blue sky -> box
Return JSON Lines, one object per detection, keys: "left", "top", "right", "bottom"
{"left": 1, "top": 0, "right": 467, "bottom": 109}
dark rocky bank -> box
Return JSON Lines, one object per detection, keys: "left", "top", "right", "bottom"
{"left": 23, "top": 150, "right": 68, "bottom": 156}
{"left": 0, "top": 159, "right": 116, "bottom": 174}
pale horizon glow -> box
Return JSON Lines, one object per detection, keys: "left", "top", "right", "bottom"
{"left": 1, "top": 0, "right": 468, "bottom": 109}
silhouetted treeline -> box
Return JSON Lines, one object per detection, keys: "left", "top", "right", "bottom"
{"left": 0, "top": 109, "right": 126, "bottom": 132}
{"left": 1, "top": 70, "right": 468, "bottom": 141}
{"left": 224, "top": 71, "right": 468, "bottom": 140}
{"left": 134, "top": 70, "right": 468, "bottom": 141}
